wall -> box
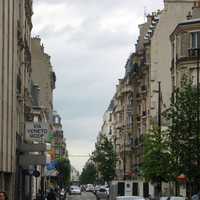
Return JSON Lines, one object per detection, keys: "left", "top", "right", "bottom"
{"left": 150, "top": 0, "right": 194, "bottom": 119}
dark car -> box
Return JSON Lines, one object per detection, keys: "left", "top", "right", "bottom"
{"left": 96, "top": 187, "right": 109, "bottom": 200}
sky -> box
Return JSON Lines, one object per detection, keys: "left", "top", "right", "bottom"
{"left": 32, "top": 0, "right": 163, "bottom": 172}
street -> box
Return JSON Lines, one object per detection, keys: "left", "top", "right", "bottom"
{"left": 67, "top": 192, "right": 97, "bottom": 200}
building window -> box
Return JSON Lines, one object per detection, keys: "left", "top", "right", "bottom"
{"left": 191, "top": 32, "right": 200, "bottom": 49}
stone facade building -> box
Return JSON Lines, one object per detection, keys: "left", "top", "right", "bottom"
{"left": 99, "top": 0, "right": 198, "bottom": 183}
{"left": 31, "top": 37, "right": 56, "bottom": 121}
{"left": 170, "top": 4, "right": 200, "bottom": 89}
{"left": 150, "top": 0, "right": 194, "bottom": 120}
{"left": 0, "top": 0, "right": 33, "bottom": 199}
{"left": 52, "top": 111, "right": 66, "bottom": 159}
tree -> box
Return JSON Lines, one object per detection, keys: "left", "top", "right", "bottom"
{"left": 79, "top": 162, "right": 97, "bottom": 184}
{"left": 142, "top": 127, "right": 172, "bottom": 199}
{"left": 92, "top": 135, "right": 117, "bottom": 184}
{"left": 56, "top": 158, "right": 71, "bottom": 186}
{"left": 166, "top": 80, "right": 200, "bottom": 194}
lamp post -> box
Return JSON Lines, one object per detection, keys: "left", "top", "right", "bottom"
{"left": 196, "top": 48, "right": 200, "bottom": 172}
{"left": 158, "top": 81, "right": 161, "bottom": 134}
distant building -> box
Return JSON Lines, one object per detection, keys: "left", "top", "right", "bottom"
{"left": 52, "top": 111, "right": 67, "bottom": 159}
{"left": 71, "top": 166, "right": 80, "bottom": 182}
{"left": 31, "top": 37, "right": 56, "bottom": 122}
{"left": 98, "top": 100, "right": 114, "bottom": 141}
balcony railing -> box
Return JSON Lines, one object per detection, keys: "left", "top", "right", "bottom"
{"left": 188, "top": 48, "right": 200, "bottom": 57}
{"left": 177, "top": 48, "right": 200, "bottom": 64}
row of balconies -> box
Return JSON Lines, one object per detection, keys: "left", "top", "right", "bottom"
{"left": 117, "top": 135, "right": 144, "bottom": 153}
{"left": 176, "top": 48, "right": 200, "bottom": 64}
{"left": 136, "top": 111, "right": 147, "bottom": 122}
{"left": 25, "top": 0, "right": 33, "bottom": 29}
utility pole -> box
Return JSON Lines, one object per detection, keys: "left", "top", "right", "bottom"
{"left": 158, "top": 81, "right": 161, "bottom": 133}
{"left": 123, "top": 130, "right": 126, "bottom": 180}
{"left": 157, "top": 81, "right": 162, "bottom": 199}
{"left": 196, "top": 48, "right": 200, "bottom": 191}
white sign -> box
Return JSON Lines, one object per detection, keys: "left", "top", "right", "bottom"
{"left": 26, "top": 122, "right": 49, "bottom": 142}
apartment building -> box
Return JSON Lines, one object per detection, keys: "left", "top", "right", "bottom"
{"left": 150, "top": 0, "right": 194, "bottom": 121}
{"left": 52, "top": 111, "right": 66, "bottom": 159}
{"left": 99, "top": 100, "right": 114, "bottom": 141}
{"left": 0, "top": 0, "right": 33, "bottom": 199}
{"left": 31, "top": 37, "right": 56, "bottom": 121}
{"left": 170, "top": 3, "right": 200, "bottom": 89}
{"left": 108, "top": 0, "right": 197, "bottom": 182}
{"left": 112, "top": 12, "right": 156, "bottom": 180}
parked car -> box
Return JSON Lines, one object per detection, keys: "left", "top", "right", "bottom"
{"left": 116, "top": 196, "right": 145, "bottom": 200}
{"left": 69, "top": 185, "right": 82, "bottom": 195}
{"left": 96, "top": 187, "right": 109, "bottom": 200}
{"left": 86, "top": 184, "right": 95, "bottom": 192}
{"left": 160, "top": 197, "right": 186, "bottom": 200}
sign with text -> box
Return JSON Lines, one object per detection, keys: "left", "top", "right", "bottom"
{"left": 26, "top": 122, "right": 49, "bottom": 142}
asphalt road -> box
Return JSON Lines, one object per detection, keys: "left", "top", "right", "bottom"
{"left": 67, "top": 192, "right": 97, "bottom": 200}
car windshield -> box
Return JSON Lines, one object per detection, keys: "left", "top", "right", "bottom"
{"left": 71, "top": 186, "right": 79, "bottom": 190}
{"left": 99, "top": 188, "right": 106, "bottom": 192}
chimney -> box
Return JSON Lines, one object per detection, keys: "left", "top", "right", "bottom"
{"left": 192, "top": 1, "right": 200, "bottom": 19}
{"left": 187, "top": 11, "right": 192, "bottom": 20}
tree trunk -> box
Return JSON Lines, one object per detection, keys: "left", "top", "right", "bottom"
{"left": 155, "top": 181, "right": 162, "bottom": 200}
{"left": 187, "top": 181, "right": 192, "bottom": 200}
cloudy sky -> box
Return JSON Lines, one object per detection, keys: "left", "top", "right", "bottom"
{"left": 32, "top": 0, "right": 163, "bottom": 172}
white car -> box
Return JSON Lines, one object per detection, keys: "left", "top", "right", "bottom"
{"left": 116, "top": 196, "right": 145, "bottom": 200}
{"left": 86, "top": 184, "right": 95, "bottom": 192}
{"left": 69, "top": 185, "right": 81, "bottom": 195}
{"left": 160, "top": 197, "right": 186, "bottom": 200}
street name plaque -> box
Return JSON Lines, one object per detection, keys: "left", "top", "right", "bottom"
{"left": 26, "top": 122, "right": 49, "bottom": 142}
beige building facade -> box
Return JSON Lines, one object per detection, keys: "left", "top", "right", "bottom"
{"left": 0, "top": 0, "right": 33, "bottom": 199}
{"left": 105, "top": 0, "right": 198, "bottom": 183}
{"left": 171, "top": 4, "right": 200, "bottom": 89}
{"left": 31, "top": 37, "right": 56, "bottom": 120}
{"left": 150, "top": 0, "right": 194, "bottom": 120}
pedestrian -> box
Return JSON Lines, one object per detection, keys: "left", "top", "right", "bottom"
{"left": 0, "top": 192, "right": 8, "bottom": 200}
{"left": 47, "top": 189, "right": 56, "bottom": 200}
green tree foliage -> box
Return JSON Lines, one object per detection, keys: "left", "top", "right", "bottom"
{"left": 142, "top": 127, "right": 172, "bottom": 183}
{"left": 56, "top": 158, "right": 71, "bottom": 186}
{"left": 79, "top": 162, "right": 97, "bottom": 184}
{"left": 142, "top": 127, "right": 173, "bottom": 199}
{"left": 166, "top": 81, "right": 200, "bottom": 183}
{"left": 92, "top": 135, "right": 117, "bottom": 183}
